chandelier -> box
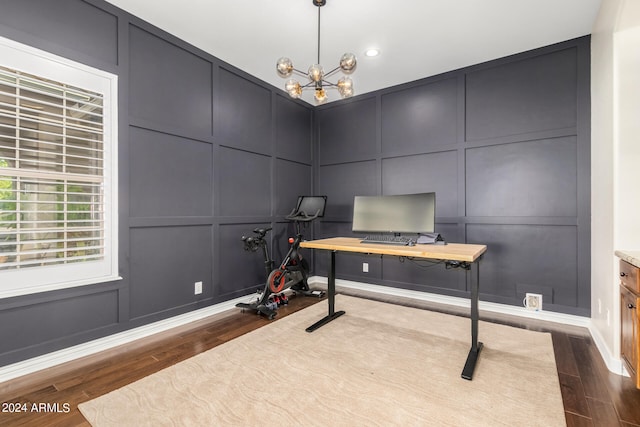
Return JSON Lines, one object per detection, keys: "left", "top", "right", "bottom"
{"left": 276, "top": 0, "right": 356, "bottom": 104}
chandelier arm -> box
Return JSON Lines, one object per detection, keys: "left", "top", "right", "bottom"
{"left": 291, "top": 68, "right": 309, "bottom": 77}
{"left": 320, "top": 80, "right": 339, "bottom": 88}
{"left": 323, "top": 66, "right": 342, "bottom": 78}
{"left": 300, "top": 81, "right": 317, "bottom": 89}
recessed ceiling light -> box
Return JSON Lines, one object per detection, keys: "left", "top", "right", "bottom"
{"left": 365, "top": 48, "right": 380, "bottom": 57}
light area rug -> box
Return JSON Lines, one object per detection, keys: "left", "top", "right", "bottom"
{"left": 79, "top": 295, "right": 566, "bottom": 426}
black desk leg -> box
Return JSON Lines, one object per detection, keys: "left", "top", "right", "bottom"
{"left": 461, "top": 258, "right": 483, "bottom": 380}
{"left": 306, "top": 250, "right": 346, "bottom": 332}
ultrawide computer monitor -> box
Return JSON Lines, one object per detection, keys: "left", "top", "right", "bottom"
{"left": 352, "top": 193, "right": 435, "bottom": 234}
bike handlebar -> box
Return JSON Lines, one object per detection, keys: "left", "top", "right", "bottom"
{"left": 285, "top": 208, "right": 321, "bottom": 222}
{"left": 252, "top": 227, "right": 272, "bottom": 236}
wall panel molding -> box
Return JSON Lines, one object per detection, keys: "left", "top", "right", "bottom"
{"left": 314, "top": 36, "right": 591, "bottom": 317}
{"left": 0, "top": 0, "right": 314, "bottom": 367}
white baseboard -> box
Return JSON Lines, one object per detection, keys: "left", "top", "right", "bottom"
{"left": 0, "top": 295, "right": 250, "bottom": 384}
{"left": 589, "top": 322, "right": 628, "bottom": 376}
{"left": 308, "top": 276, "right": 625, "bottom": 375}
{"left": 310, "top": 276, "right": 590, "bottom": 326}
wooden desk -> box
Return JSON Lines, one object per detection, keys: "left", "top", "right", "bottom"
{"left": 300, "top": 237, "right": 487, "bottom": 380}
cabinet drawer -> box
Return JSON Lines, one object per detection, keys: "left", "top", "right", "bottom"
{"left": 621, "top": 260, "right": 640, "bottom": 293}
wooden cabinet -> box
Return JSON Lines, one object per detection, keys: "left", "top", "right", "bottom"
{"left": 620, "top": 259, "right": 640, "bottom": 388}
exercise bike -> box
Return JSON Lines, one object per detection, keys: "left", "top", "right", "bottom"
{"left": 236, "top": 196, "right": 327, "bottom": 319}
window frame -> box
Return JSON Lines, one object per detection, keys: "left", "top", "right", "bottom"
{"left": 0, "top": 36, "right": 119, "bottom": 298}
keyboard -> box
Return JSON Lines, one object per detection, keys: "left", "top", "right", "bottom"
{"left": 361, "top": 235, "right": 414, "bottom": 246}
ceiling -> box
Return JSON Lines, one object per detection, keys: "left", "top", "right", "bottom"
{"left": 103, "top": 0, "right": 602, "bottom": 105}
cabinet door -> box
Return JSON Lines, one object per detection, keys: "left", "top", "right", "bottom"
{"left": 621, "top": 285, "right": 639, "bottom": 383}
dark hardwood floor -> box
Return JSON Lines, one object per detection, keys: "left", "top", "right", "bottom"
{"left": 1, "top": 289, "right": 639, "bottom": 426}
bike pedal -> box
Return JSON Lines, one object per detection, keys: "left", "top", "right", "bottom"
{"left": 279, "top": 293, "right": 289, "bottom": 305}
{"left": 265, "top": 300, "right": 277, "bottom": 311}
{"left": 267, "top": 296, "right": 279, "bottom": 310}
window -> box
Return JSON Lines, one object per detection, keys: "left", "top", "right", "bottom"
{"left": 0, "top": 37, "right": 118, "bottom": 298}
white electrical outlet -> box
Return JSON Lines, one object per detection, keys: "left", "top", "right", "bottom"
{"left": 194, "top": 281, "right": 203, "bottom": 295}
{"left": 363, "top": 262, "right": 369, "bottom": 273}
{"left": 524, "top": 293, "right": 543, "bottom": 311}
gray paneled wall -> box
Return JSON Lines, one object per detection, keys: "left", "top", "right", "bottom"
{"left": 0, "top": 0, "right": 313, "bottom": 366}
{"left": 314, "top": 38, "right": 590, "bottom": 316}
{"left": 0, "top": 0, "right": 589, "bottom": 368}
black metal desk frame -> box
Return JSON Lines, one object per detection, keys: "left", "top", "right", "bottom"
{"left": 305, "top": 248, "right": 484, "bottom": 381}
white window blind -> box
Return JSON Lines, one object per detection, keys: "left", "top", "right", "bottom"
{"left": 0, "top": 66, "right": 105, "bottom": 269}
{"left": 0, "top": 36, "right": 118, "bottom": 298}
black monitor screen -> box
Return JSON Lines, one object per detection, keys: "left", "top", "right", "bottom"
{"left": 296, "top": 196, "right": 327, "bottom": 217}
{"left": 352, "top": 193, "right": 435, "bottom": 234}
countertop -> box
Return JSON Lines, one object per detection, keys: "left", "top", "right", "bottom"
{"left": 616, "top": 250, "right": 640, "bottom": 269}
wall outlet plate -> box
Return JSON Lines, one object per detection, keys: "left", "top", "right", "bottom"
{"left": 524, "top": 293, "right": 542, "bottom": 311}
{"left": 194, "top": 281, "right": 203, "bottom": 295}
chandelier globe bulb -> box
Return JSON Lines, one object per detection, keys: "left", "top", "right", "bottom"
{"left": 338, "top": 76, "right": 354, "bottom": 98}
{"left": 276, "top": 57, "right": 294, "bottom": 78}
{"left": 339, "top": 53, "right": 357, "bottom": 73}
{"left": 285, "top": 79, "right": 302, "bottom": 98}
{"left": 308, "top": 64, "right": 324, "bottom": 83}
{"left": 314, "top": 88, "right": 328, "bottom": 103}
